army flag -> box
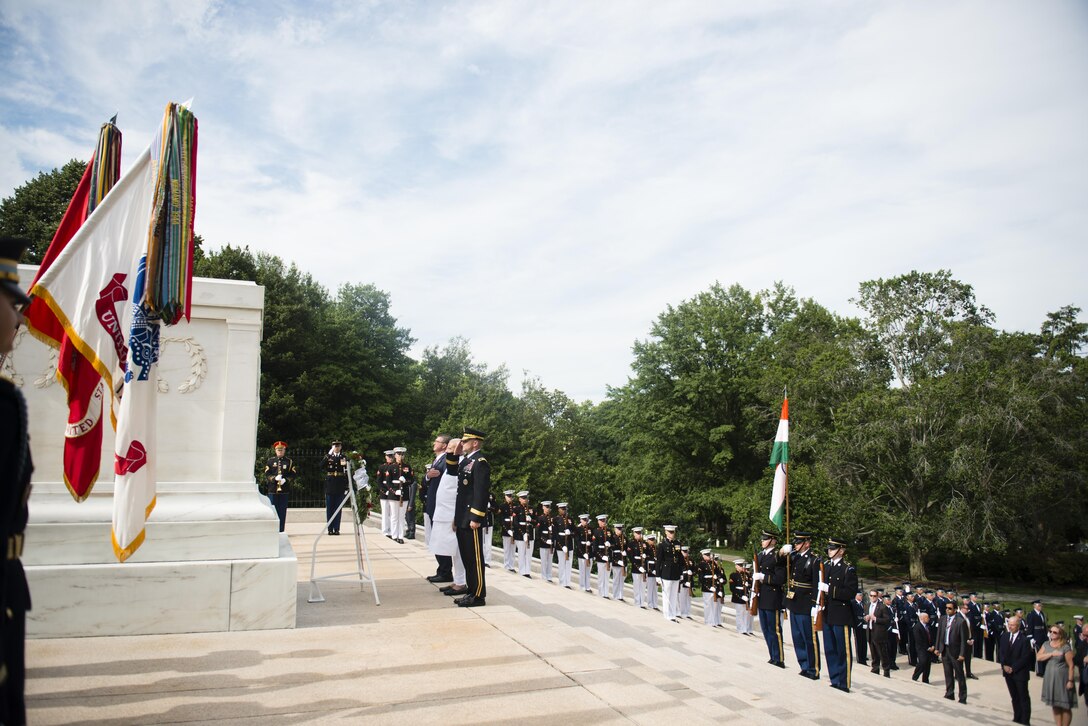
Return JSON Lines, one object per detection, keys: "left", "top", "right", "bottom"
{"left": 768, "top": 397, "right": 788, "bottom": 530}
{"left": 31, "top": 102, "right": 198, "bottom": 561}
{"left": 25, "top": 118, "right": 122, "bottom": 501}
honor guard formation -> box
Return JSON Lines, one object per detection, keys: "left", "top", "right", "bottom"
{"left": 259, "top": 422, "right": 1088, "bottom": 722}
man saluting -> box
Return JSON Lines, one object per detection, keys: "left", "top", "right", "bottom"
{"left": 452, "top": 427, "right": 491, "bottom": 608}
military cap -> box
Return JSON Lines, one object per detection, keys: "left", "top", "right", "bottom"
{"left": 733, "top": 558, "right": 745, "bottom": 565}
{"left": 393, "top": 446, "right": 407, "bottom": 453}
{"left": 331, "top": 440, "right": 342, "bottom": 446}
{"left": 541, "top": 500, "right": 552, "bottom": 507}
{"left": 1075, "top": 614, "right": 1085, "bottom": 621}
{"left": 273, "top": 441, "right": 287, "bottom": 449}
{"left": 503, "top": 489, "right": 515, "bottom": 496}
{"left": 461, "top": 427, "right": 486, "bottom": 441}
{"left": 760, "top": 529, "right": 778, "bottom": 540}
{"left": 679, "top": 544, "right": 687, "bottom": 550}
{"left": 557, "top": 502, "right": 568, "bottom": 508}
{"left": 578, "top": 514, "right": 590, "bottom": 520}
{"left": 1031, "top": 599, "right": 1042, "bottom": 605}
{"left": 895, "top": 586, "right": 904, "bottom": 593}
{"left": 596, "top": 514, "right": 608, "bottom": 521}
{"left": 613, "top": 523, "right": 624, "bottom": 529}
{"left": 0, "top": 237, "right": 30, "bottom": 305}
{"left": 700, "top": 548, "right": 712, "bottom": 555}
{"left": 662, "top": 524, "right": 677, "bottom": 532}
{"left": 631, "top": 526, "right": 643, "bottom": 533}
{"left": 517, "top": 490, "right": 529, "bottom": 498}
{"left": 383, "top": 449, "right": 394, "bottom": 456}
{"left": 826, "top": 536, "right": 847, "bottom": 549}
{"left": 646, "top": 533, "right": 656, "bottom": 540}
{"left": 793, "top": 531, "right": 812, "bottom": 540}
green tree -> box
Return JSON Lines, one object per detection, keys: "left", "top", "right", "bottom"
{"left": 0, "top": 160, "right": 87, "bottom": 263}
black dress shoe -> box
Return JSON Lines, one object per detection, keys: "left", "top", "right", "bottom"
{"left": 871, "top": 668, "right": 880, "bottom": 674}
{"left": 966, "top": 673, "right": 978, "bottom": 680}
{"left": 958, "top": 697, "right": 966, "bottom": 704}
{"left": 458, "top": 596, "right": 486, "bottom": 607}
{"left": 944, "top": 693, "right": 954, "bottom": 701}
{"left": 883, "top": 671, "right": 890, "bottom": 678}
{"left": 385, "top": 534, "right": 392, "bottom": 539}
{"left": 453, "top": 595, "right": 468, "bottom": 605}
{"left": 911, "top": 674, "right": 919, "bottom": 681}
{"left": 395, "top": 538, "right": 404, "bottom": 544}
{"left": 444, "top": 588, "right": 468, "bottom": 597}
{"left": 523, "top": 574, "right": 531, "bottom": 578}
{"left": 830, "top": 683, "right": 849, "bottom": 693}
{"left": 774, "top": 661, "right": 786, "bottom": 669}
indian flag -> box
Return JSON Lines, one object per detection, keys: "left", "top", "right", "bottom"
{"left": 768, "top": 397, "right": 788, "bottom": 530}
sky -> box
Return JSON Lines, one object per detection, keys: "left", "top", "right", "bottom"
{"left": 2, "top": 0, "right": 1086, "bottom": 403}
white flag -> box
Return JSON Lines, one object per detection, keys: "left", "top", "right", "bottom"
{"left": 31, "top": 145, "right": 161, "bottom": 561}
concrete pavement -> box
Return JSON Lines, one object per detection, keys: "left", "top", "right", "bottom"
{"left": 26, "top": 514, "right": 1029, "bottom": 724}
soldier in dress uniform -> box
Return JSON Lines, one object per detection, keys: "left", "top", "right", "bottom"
{"left": 1025, "top": 600, "right": 1047, "bottom": 676}
{"left": 754, "top": 530, "right": 788, "bottom": 668}
{"left": 498, "top": 490, "right": 516, "bottom": 570}
{"left": 322, "top": 440, "right": 349, "bottom": 535}
{"left": 536, "top": 501, "right": 556, "bottom": 582}
{"left": 451, "top": 427, "right": 490, "bottom": 607}
{"left": 729, "top": 559, "right": 755, "bottom": 635}
{"left": 903, "top": 592, "right": 920, "bottom": 666}
{"left": 819, "top": 536, "right": 860, "bottom": 693}
{"left": 1, "top": 237, "right": 33, "bottom": 726}
{"left": 609, "top": 523, "right": 627, "bottom": 601}
{"left": 678, "top": 544, "right": 694, "bottom": 618}
{"left": 390, "top": 447, "right": 414, "bottom": 543}
{"left": 657, "top": 525, "right": 683, "bottom": 622}
{"left": 985, "top": 601, "right": 1006, "bottom": 661}
{"left": 889, "top": 586, "right": 906, "bottom": 668}
{"left": 513, "top": 491, "right": 534, "bottom": 577}
{"left": 377, "top": 450, "right": 396, "bottom": 538}
{"left": 482, "top": 490, "right": 497, "bottom": 567}
{"left": 785, "top": 532, "right": 821, "bottom": 680}
{"left": 263, "top": 441, "right": 297, "bottom": 533}
{"left": 592, "top": 515, "right": 612, "bottom": 597}
{"left": 628, "top": 527, "right": 649, "bottom": 607}
{"left": 554, "top": 503, "right": 574, "bottom": 588}
{"left": 697, "top": 550, "right": 719, "bottom": 627}
{"left": 576, "top": 514, "right": 594, "bottom": 592}
{"left": 645, "top": 534, "right": 660, "bottom": 610}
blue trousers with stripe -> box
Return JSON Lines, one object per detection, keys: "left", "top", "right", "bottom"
{"left": 790, "top": 610, "right": 820, "bottom": 676}
{"left": 822, "top": 623, "right": 852, "bottom": 689}
{"left": 759, "top": 608, "right": 784, "bottom": 662}
{"left": 457, "top": 526, "right": 487, "bottom": 599}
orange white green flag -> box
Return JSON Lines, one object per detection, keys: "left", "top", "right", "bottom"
{"left": 768, "top": 397, "right": 788, "bottom": 531}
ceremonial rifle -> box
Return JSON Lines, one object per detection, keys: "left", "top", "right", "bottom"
{"left": 814, "top": 559, "right": 826, "bottom": 630}
{"left": 748, "top": 546, "right": 761, "bottom": 616}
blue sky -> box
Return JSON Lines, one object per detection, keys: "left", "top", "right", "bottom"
{"left": 2, "top": 0, "right": 1086, "bottom": 402}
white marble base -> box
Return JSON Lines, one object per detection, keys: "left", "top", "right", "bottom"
{"left": 26, "top": 534, "right": 296, "bottom": 637}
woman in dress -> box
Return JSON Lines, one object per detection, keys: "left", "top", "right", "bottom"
{"left": 1037, "top": 624, "right": 1078, "bottom": 726}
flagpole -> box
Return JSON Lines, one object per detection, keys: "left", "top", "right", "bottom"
{"left": 782, "top": 387, "right": 790, "bottom": 620}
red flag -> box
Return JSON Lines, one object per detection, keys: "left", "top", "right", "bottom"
{"left": 25, "top": 120, "right": 121, "bottom": 501}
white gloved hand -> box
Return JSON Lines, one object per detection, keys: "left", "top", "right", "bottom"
{"left": 753, "top": 572, "right": 765, "bottom": 582}
{"left": 398, "top": 476, "right": 406, "bottom": 483}
{"left": 639, "top": 567, "right": 646, "bottom": 573}
{"left": 275, "top": 475, "right": 285, "bottom": 484}
{"left": 546, "top": 540, "right": 553, "bottom": 546}
{"left": 562, "top": 546, "right": 568, "bottom": 553}
{"left": 395, "top": 489, "right": 402, "bottom": 496}
{"left": 328, "top": 447, "right": 336, "bottom": 455}
{"left": 605, "top": 540, "right": 611, "bottom": 547}
{"left": 523, "top": 534, "right": 528, "bottom": 542}
{"left": 781, "top": 544, "right": 793, "bottom": 555}
{"left": 741, "top": 595, "right": 748, "bottom": 603}
{"left": 818, "top": 581, "right": 830, "bottom": 593}
{"left": 811, "top": 606, "right": 819, "bottom": 618}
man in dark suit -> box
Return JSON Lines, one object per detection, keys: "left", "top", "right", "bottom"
{"left": 422, "top": 434, "right": 453, "bottom": 582}
{"left": 866, "top": 590, "right": 893, "bottom": 677}
{"left": 852, "top": 592, "right": 869, "bottom": 666}
{"left": 912, "top": 611, "right": 937, "bottom": 683}
{"left": 452, "top": 428, "right": 491, "bottom": 608}
{"left": 938, "top": 600, "right": 971, "bottom": 704}
{"left": 999, "top": 615, "right": 1034, "bottom": 724}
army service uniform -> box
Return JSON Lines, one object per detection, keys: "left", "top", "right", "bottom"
{"left": 820, "top": 538, "right": 860, "bottom": 692}
{"left": 263, "top": 444, "right": 297, "bottom": 533}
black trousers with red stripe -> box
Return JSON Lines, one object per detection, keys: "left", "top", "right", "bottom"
{"left": 457, "top": 526, "right": 487, "bottom": 599}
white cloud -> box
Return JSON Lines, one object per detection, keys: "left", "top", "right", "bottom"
{"left": 1, "top": 0, "right": 1085, "bottom": 401}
